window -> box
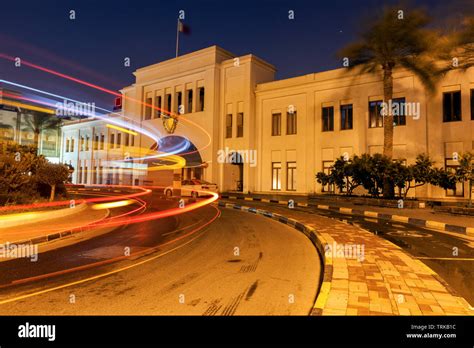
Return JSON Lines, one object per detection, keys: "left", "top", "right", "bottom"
{"left": 322, "top": 106, "right": 334, "bottom": 132}
{"left": 271, "top": 162, "right": 281, "bottom": 190}
{"left": 237, "top": 113, "right": 244, "bottom": 137}
{"left": 80, "top": 137, "right": 84, "bottom": 152}
{"left": 197, "top": 87, "right": 205, "bottom": 112}
{"left": 443, "top": 91, "right": 462, "bottom": 122}
{"left": 131, "top": 135, "right": 135, "bottom": 147}
{"left": 272, "top": 113, "right": 281, "bottom": 136}
{"left": 84, "top": 166, "right": 88, "bottom": 184}
{"left": 369, "top": 100, "right": 383, "bottom": 128}
{"left": 445, "top": 157, "right": 464, "bottom": 196}
{"left": 71, "top": 138, "right": 75, "bottom": 152}
{"left": 93, "top": 166, "right": 97, "bottom": 184}
{"left": 110, "top": 133, "right": 115, "bottom": 149}
{"left": 145, "top": 97, "right": 152, "bottom": 120}
{"left": 65, "top": 138, "right": 70, "bottom": 153}
{"left": 471, "top": 89, "right": 474, "bottom": 120}
{"left": 287, "top": 162, "right": 296, "bottom": 191}
{"left": 117, "top": 133, "right": 121, "bottom": 148}
{"left": 186, "top": 89, "right": 193, "bottom": 113}
{"left": 155, "top": 96, "right": 162, "bottom": 118}
{"left": 78, "top": 165, "right": 82, "bottom": 183}
{"left": 125, "top": 133, "right": 129, "bottom": 147}
{"left": 176, "top": 91, "right": 182, "bottom": 114}
{"left": 94, "top": 135, "right": 99, "bottom": 150}
{"left": 322, "top": 161, "right": 335, "bottom": 193}
{"left": 100, "top": 133, "right": 104, "bottom": 150}
{"left": 99, "top": 166, "right": 103, "bottom": 184}
{"left": 85, "top": 136, "right": 90, "bottom": 151}
{"left": 392, "top": 98, "right": 407, "bottom": 126}
{"left": 287, "top": 111, "right": 297, "bottom": 135}
{"left": 165, "top": 94, "right": 172, "bottom": 114}
{"left": 340, "top": 104, "right": 353, "bottom": 130}
{"left": 225, "top": 114, "right": 232, "bottom": 138}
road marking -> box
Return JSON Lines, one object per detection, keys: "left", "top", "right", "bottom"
{"left": 0, "top": 208, "right": 220, "bottom": 305}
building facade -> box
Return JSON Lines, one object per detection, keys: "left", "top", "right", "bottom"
{"left": 62, "top": 45, "right": 474, "bottom": 200}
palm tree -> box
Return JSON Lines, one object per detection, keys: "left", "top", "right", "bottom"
{"left": 339, "top": 6, "right": 441, "bottom": 197}
{"left": 23, "top": 112, "right": 62, "bottom": 150}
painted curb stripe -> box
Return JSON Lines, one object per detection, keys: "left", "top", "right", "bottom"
{"left": 219, "top": 195, "right": 472, "bottom": 235}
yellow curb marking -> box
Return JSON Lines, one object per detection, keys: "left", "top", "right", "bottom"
{"left": 314, "top": 281, "right": 331, "bottom": 309}
{"left": 363, "top": 211, "right": 379, "bottom": 218}
{"left": 392, "top": 215, "right": 409, "bottom": 223}
{"left": 426, "top": 221, "right": 446, "bottom": 230}
{"left": 339, "top": 207, "right": 352, "bottom": 214}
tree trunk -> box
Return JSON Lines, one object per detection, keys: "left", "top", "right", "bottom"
{"left": 49, "top": 184, "right": 56, "bottom": 202}
{"left": 469, "top": 179, "right": 472, "bottom": 208}
{"left": 34, "top": 130, "right": 40, "bottom": 150}
{"left": 382, "top": 65, "right": 395, "bottom": 198}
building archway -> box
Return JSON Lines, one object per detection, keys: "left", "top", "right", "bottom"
{"left": 143, "top": 135, "right": 205, "bottom": 186}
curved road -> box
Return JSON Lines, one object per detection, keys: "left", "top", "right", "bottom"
{"left": 0, "top": 195, "right": 320, "bottom": 315}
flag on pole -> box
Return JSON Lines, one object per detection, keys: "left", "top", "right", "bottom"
{"left": 178, "top": 20, "right": 191, "bottom": 35}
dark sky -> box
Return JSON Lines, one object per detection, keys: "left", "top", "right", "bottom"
{"left": 0, "top": 0, "right": 472, "bottom": 110}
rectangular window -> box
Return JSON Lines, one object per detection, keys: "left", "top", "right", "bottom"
{"left": 187, "top": 89, "right": 193, "bottom": 113}
{"left": 286, "top": 162, "right": 297, "bottom": 191}
{"left": 322, "top": 161, "right": 335, "bottom": 193}
{"left": 110, "top": 133, "right": 115, "bottom": 149}
{"left": 287, "top": 111, "right": 297, "bottom": 135}
{"left": 176, "top": 91, "right": 182, "bottom": 114}
{"left": 322, "top": 106, "right": 334, "bottom": 132}
{"left": 340, "top": 104, "right": 353, "bottom": 130}
{"left": 125, "top": 133, "right": 129, "bottom": 147}
{"left": 197, "top": 87, "right": 205, "bottom": 112}
{"left": 78, "top": 165, "right": 82, "bottom": 183}
{"left": 443, "top": 91, "right": 462, "bottom": 122}
{"left": 71, "top": 138, "right": 75, "bottom": 152}
{"left": 237, "top": 112, "right": 244, "bottom": 137}
{"left": 272, "top": 113, "right": 281, "bottom": 136}
{"left": 271, "top": 162, "right": 281, "bottom": 190}
{"left": 117, "top": 133, "right": 121, "bottom": 148}
{"left": 392, "top": 98, "right": 407, "bottom": 126}
{"left": 94, "top": 135, "right": 99, "bottom": 150}
{"left": 99, "top": 166, "right": 103, "bottom": 185}
{"left": 80, "top": 137, "right": 84, "bottom": 152}
{"left": 131, "top": 135, "right": 135, "bottom": 147}
{"left": 225, "top": 114, "right": 232, "bottom": 138}
{"left": 93, "top": 166, "right": 97, "bottom": 184}
{"left": 145, "top": 97, "right": 152, "bottom": 120}
{"left": 155, "top": 96, "right": 162, "bottom": 118}
{"left": 85, "top": 136, "right": 90, "bottom": 151}
{"left": 165, "top": 94, "right": 172, "bottom": 114}
{"left": 471, "top": 89, "right": 474, "bottom": 120}
{"left": 100, "top": 134, "right": 104, "bottom": 150}
{"left": 66, "top": 138, "right": 70, "bottom": 153}
{"left": 84, "top": 167, "right": 88, "bottom": 184}
{"left": 369, "top": 100, "right": 384, "bottom": 128}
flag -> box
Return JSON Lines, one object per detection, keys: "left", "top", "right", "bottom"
{"left": 178, "top": 20, "right": 191, "bottom": 35}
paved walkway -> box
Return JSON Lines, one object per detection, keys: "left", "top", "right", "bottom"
{"left": 220, "top": 200, "right": 473, "bottom": 316}
{"left": 0, "top": 205, "right": 108, "bottom": 245}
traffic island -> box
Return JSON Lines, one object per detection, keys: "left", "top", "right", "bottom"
{"left": 218, "top": 199, "right": 473, "bottom": 316}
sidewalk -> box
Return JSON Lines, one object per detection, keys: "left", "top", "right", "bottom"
{"left": 0, "top": 205, "right": 109, "bottom": 245}
{"left": 221, "top": 194, "right": 474, "bottom": 235}
{"left": 219, "top": 199, "right": 473, "bottom": 316}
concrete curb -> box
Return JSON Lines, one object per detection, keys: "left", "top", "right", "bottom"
{"left": 217, "top": 201, "right": 332, "bottom": 316}
{"left": 220, "top": 195, "right": 474, "bottom": 236}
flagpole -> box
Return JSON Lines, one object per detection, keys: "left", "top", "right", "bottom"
{"left": 175, "top": 19, "right": 180, "bottom": 58}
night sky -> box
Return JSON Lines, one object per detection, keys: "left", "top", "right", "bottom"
{"left": 1, "top": 0, "right": 472, "bottom": 110}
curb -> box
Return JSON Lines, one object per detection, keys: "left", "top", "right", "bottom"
{"left": 220, "top": 195, "right": 474, "bottom": 237}
{"left": 217, "top": 201, "right": 332, "bottom": 316}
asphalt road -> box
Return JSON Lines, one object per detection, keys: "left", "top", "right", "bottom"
{"left": 0, "top": 193, "right": 320, "bottom": 315}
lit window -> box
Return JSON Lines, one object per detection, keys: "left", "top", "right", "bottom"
{"left": 287, "top": 162, "right": 296, "bottom": 191}
{"left": 272, "top": 162, "right": 281, "bottom": 190}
